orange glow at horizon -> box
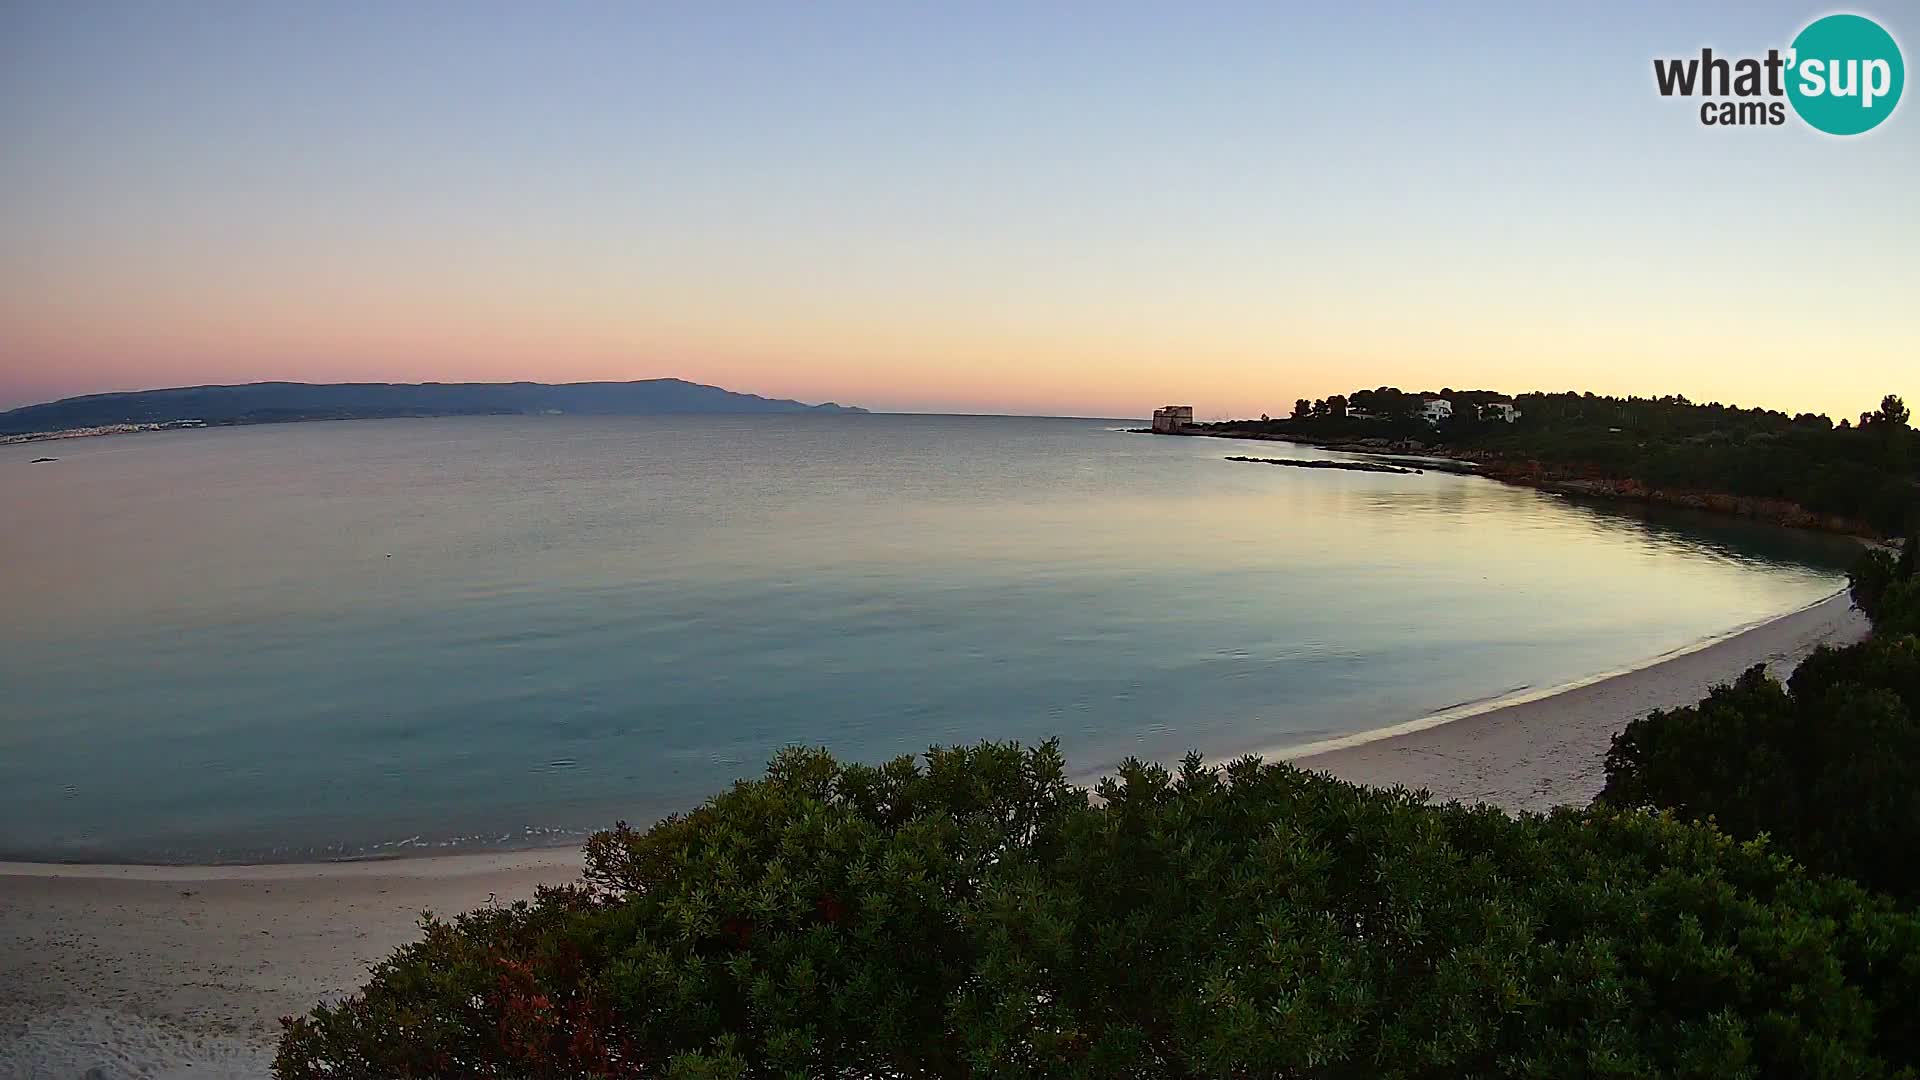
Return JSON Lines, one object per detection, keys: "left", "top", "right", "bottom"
{"left": 4, "top": 4, "right": 1916, "bottom": 422}
{"left": 5, "top": 253, "right": 1913, "bottom": 423}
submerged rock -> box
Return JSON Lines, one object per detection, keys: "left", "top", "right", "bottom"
{"left": 1225, "top": 456, "right": 1420, "bottom": 475}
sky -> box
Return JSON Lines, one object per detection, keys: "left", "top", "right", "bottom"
{"left": 2, "top": 1, "right": 1915, "bottom": 419}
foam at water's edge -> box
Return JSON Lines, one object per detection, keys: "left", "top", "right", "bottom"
{"left": 1067, "top": 589, "right": 1850, "bottom": 792}
{"left": 1266, "top": 589, "right": 1847, "bottom": 762}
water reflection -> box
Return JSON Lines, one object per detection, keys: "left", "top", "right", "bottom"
{"left": 0, "top": 415, "right": 1851, "bottom": 862}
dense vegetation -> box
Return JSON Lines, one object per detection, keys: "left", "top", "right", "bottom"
{"left": 279, "top": 741, "right": 1920, "bottom": 1078}
{"left": 1206, "top": 389, "right": 1918, "bottom": 534}
{"left": 1601, "top": 538, "right": 1920, "bottom": 902}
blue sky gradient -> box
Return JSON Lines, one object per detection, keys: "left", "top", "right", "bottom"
{"left": 3, "top": 1, "right": 1914, "bottom": 417}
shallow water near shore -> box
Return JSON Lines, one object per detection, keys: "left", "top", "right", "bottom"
{"left": 0, "top": 414, "right": 1861, "bottom": 863}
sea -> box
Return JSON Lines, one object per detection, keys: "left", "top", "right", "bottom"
{"left": 0, "top": 414, "right": 1860, "bottom": 863}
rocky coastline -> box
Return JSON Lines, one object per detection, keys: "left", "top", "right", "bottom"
{"left": 1224, "top": 455, "right": 1420, "bottom": 474}
{"left": 1144, "top": 427, "right": 1881, "bottom": 538}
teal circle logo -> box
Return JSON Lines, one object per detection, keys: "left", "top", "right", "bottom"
{"left": 1787, "top": 14, "right": 1904, "bottom": 135}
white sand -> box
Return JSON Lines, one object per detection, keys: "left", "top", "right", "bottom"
{"left": 0, "top": 851, "right": 582, "bottom": 1078}
{"left": 0, "top": 591, "right": 1870, "bottom": 1077}
{"left": 1291, "top": 590, "right": 1868, "bottom": 811}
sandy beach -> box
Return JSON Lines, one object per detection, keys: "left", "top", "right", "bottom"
{"left": 0, "top": 851, "right": 583, "bottom": 1078}
{"left": 0, "top": 591, "right": 1869, "bottom": 1078}
{"left": 1291, "top": 590, "right": 1867, "bottom": 811}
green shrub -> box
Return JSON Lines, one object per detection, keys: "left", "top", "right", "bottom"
{"left": 1602, "top": 545, "right": 1920, "bottom": 904}
{"left": 1851, "top": 541, "right": 1919, "bottom": 635}
{"left": 278, "top": 743, "right": 1920, "bottom": 1078}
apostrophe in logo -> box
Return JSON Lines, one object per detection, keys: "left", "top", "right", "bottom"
{"left": 1652, "top": 12, "right": 1903, "bottom": 134}
{"left": 1786, "top": 14, "right": 1904, "bottom": 134}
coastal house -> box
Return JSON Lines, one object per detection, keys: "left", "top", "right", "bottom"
{"left": 1151, "top": 405, "right": 1195, "bottom": 433}
{"left": 1476, "top": 401, "right": 1522, "bottom": 423}
{"left": 1418, "top": 398, "right": 1453, "bottom": 426}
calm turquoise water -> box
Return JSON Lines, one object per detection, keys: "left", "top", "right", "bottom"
{"left": 0, "top": 415, "right": 1858, "bottom": 862}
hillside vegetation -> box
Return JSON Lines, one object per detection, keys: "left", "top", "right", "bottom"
{"left": 1202, "top": 390, "right": 1918, "bottom": 535}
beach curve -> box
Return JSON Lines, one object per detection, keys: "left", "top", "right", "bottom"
{"left": 0, "top": 592, "right": 1871, "bottom": 1076}
{"left": 1290, "top": 590, "right": 1868, "bottom": 811}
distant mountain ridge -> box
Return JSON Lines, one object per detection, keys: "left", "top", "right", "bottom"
{"left": 0, "top": 379, "right": 868, "bottom": 435}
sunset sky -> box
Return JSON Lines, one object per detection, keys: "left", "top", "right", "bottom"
{"left": 3, "top": 1, "right": 1915, "bottom": 419}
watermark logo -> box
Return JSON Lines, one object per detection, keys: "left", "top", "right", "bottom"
{"left": 1788, "top": 14, "right": 1904, "bottom": 133}
{"left": 1654, "top": 12, "right": 1903, "bottom": 134}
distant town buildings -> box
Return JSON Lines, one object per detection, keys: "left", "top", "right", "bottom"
{"left": 1418, "top": 398, "right": 1453, "bottom": 425}
{"left": 1151, "top": 405, "right": 1195, "bottom": 433}
{"left": 0, "top": 419, "right": 206, "bottom": 445}
{"left": 1477, "top": 401, "right": 1522, "bottom": 423}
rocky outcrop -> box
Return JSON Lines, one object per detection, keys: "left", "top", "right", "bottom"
{"left": 1471, "top": 460, "right": 1877, "bottom": 536}
{"left": 1141, "top": 426, "right": 1881, "bottom": 537}
{"left": 1225, "top": 456, "right": 1420, "bottom": 474}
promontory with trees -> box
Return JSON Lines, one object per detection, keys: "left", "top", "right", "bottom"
{"left": 272, "top": 388, "right": 1920, "bottom": 1078}
{"left": 1186, "top": 389, "right": 1918, "bottom": 537}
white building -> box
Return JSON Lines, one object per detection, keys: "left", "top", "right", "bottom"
{"left": 1477, "top": 401, "right": 1522, "bottom": 423}
{"left": 1418, "top": 398, "right": 1453, "bottom": 425}
{"left": 1151, "top": 405, "right": 1195, "bottom": 433}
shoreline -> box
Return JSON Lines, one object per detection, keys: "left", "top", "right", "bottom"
{"left": 0, "top": 846, "right": 583, "bottom": 881}
{"left": 0, "top": 595, "right": 1843, "bottom": 879}
{"left": 1, "top": 850, "right": 588, "bottom": 1078}
{"left": 1273, "top": 590, "right": 1837, "bottom": 763}
{"left": 0, "top": 593, "right": 1871, "bottom": 1076}
{"left": 1290, "top": 589, "right": 1867, "bottom": 811}
{"left": 1149, "top": 427, "right": 1884, "bottom": 539}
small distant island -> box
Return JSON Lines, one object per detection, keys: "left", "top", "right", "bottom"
{"left": 1146, "top": 388, "right": 1918, "bottom": 538}
{"left": 0, "top": 379, "right": 868, "bottom": 443}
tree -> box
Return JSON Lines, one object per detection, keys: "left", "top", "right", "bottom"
{"left": 1863, "top": 394, "right": 1911, "bottom": 430}
{"left": 1851, "top": 546, "right": 1904, "bottom": 621}
{"left": 1310, "top": 398, "right": 1328, "bottom": 418}
{"left": 280, "top": 742, "right": 1920, "bottom": 1078}
{"left": 1205, "top": 389, "right": 1916, "bottom": 532}
{"left": 1863, "top": 394, "right": 1915, "bottom": 472}
{"left": 1324, "top": 393, "right": 1348, "bottom": 418}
